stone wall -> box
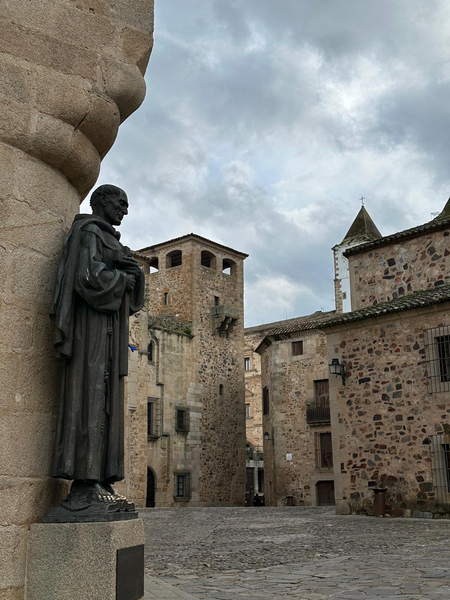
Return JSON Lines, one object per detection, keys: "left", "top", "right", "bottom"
{"left": 243, "top": 331, "right": 264, "bottom": 448}
{"left": 326, "top": 303, "right": 450, "bottom": 516}
{"left": 348, "top": 226, "right": 450, "bottom": 310}
{"left": 260, "top": 330, "right": 333, "bottom": 506}
{"left": 0, "top": 3, "right": 153, "bottom": 597}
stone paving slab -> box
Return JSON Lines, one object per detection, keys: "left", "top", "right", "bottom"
{"left": 142, "top": 507, "right": 450, "bottom": 599}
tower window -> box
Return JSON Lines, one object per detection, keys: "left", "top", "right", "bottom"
{"left": 214, "top": 296, "right": 220, "bottom": 306}
{"left": 166, "top": 250, "right": 182, "bottom": 268}
{"left": 175, "top": 473, "right": 191, "bottom": 499}
{"left": 175, "top": 407, "right": 189, "bottom": 433}
{"left": 222, "top": 258, "right": 236, "bottom": 276}
{"left": 245, "top": 403, "right": 251, "bottom": 418}
{"left": 149, "top": 257, "right": 159, "bottom": 273}
{"left": 201, "top": 250, "right": 216, "bottom": 269}
{"left": 164, "top": 292, "right": 169, "bottom": 305}
{"left": 244, "top": 357, "right": 250, "bottom": 371}
{"left": 147, "top": 342, "right": 154, "bottom": 362}
{"left": 219, "top": 384, "right": 224, "bottom": 396}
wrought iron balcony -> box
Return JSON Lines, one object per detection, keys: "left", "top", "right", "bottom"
{"left": 306, "top": 403, "right": 330, "bottom": 424}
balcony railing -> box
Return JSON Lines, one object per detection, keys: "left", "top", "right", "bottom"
{"left": 306, "top": 403, "right": 330, "bottom": 424}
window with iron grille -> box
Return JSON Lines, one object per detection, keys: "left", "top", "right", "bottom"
{"left": 307, "top": 380, "right": 330, "bottom": 424}
{"left": 175, "top": 407, "right": 189, "bottom": 433}
{"left": 147, "top": 397, "right": 160, "bottom": 438}
{"left": 263, "top": 386, "right": 269, "bottom": 415}
{"left": 315, "top": 432, "right": 333, "bottom": 469}
{"left": 430, "top": 435, "right": 450, "bottom": 504}
{"left": 425, "top": 326, "right": 450, "bottom": 392}
{"left": 292, "top": 340, "right": 304, "bottom": 356}
{"left": 244, "top": 357, "right": 250, "bottom": 370}
{"left": 174, "top": 473, "right": 191, "bottom": 499}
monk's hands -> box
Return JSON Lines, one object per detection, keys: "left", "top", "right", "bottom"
{"left": 115, "top": 256, "right": 143, "bottom": 279}
{"left": 125, "top": 274, "right": 136, "bottom": 291}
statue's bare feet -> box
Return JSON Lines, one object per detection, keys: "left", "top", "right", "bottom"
{"left": 102, "top": 482, "right": 127, "bottom": 502}
{"left": 62, "top": 480, "right": 115, "bottom": 510}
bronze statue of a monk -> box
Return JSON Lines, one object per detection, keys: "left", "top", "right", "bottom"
{"left": 50, "top": 184, "right": 144, "bottom": 511}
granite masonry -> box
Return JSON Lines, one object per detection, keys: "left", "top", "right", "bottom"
{"left": 1, "top": 3, "right": 153, "bottom": 598}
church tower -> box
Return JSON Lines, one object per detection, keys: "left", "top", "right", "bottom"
{"left": 333, "top": 206, "right": 382, "bottom": 313}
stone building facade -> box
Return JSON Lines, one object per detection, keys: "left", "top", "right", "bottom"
{"left": 256, "top": 312, "right": 336, "bottom": 506}
{"left": 121, "top": 234, "right": 247, "bottom": 507}
{"left": 0, "top": 3, "right": 153, "bottom": 598}
{"left": 322, "top": 201, "right": 450, "bottom": 517}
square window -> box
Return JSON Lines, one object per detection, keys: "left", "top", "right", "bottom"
{"left": 292, "top": 341, "right": 303, "bottom": 356}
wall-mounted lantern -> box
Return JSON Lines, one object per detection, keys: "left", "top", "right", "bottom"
{"left": 329, "top": 358, "right": 346, "bottom": 385}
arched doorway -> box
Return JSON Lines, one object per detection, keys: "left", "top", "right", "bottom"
{"left": 146, "top": 468, "right": 156, "bottom": 507}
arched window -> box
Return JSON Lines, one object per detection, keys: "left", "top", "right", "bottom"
{"left": 166, "top": 250, "right": 182, "bottom": 268}
{"left": 149, "top": 257, "right": 159, "bottom": 274}
{"left": 147, "top": 342, "right": 154, "bottom": 362}
{"left": 201, "top": 250, "right": 216, "bottom": 269}
{"left": 222, "top": 258, "right": 236, "bottom": 276}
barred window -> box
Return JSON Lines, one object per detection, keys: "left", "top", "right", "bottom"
{"left": 147, "top": 397, "right": 160, "bottom": 438}
{"left": 175, "top": 473, "right": 191, "bottom": 499}
{"left": 175, "top": 407, "right": 189, "bottom": 433}
{"left": 425, "top": 326, "right": 450, "bottom": 393}
{"left": 430, "top": 435, "right": 450, "bottom": 504}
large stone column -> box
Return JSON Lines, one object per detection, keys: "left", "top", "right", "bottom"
{"left": 0, "top": 2, "right": 153, "bottom": 597}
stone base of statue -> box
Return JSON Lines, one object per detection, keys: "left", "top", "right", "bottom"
{"left": 25, "top": 519, "right": 145, "bottom": 600}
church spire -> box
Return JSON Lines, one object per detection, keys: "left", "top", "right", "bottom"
{"left": 435, "top": 197, "right": 450, "bottom": 220}
{"left": 340, "top": 205, "right": 382, "bottom": 245}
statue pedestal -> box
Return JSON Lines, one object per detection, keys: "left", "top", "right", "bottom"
{"left": 25, "top": 519, "right": 145, "bottom": 600}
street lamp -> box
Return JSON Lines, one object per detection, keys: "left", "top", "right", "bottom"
{"left": 329, "top": 358, "right": 346, "bottom": 385}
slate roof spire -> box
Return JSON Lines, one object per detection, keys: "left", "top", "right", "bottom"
{"left": 340, "top": 206, "right": 382, "bottom": 245}
{"left": 435, "top": 197, "right": 450, "bottom": 220}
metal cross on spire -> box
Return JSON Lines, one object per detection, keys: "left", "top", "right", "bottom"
{"left": 360, "top": 196, "right": 365, "bottom": 206}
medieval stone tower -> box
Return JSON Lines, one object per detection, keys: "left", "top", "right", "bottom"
{"left": 124, "top": 234, "right": 247, "bottom": 506}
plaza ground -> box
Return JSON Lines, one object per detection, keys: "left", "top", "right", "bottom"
{"left": 142, "top": 506, "right": 450, "bottom": 600}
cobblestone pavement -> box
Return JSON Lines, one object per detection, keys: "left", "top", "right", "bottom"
{"left": 142, "top": 507, "right": 450, "bottom": 599}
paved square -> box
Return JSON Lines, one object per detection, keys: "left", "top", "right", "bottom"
{"left": 143, "top": 507, "right": 450, "bottom": 599}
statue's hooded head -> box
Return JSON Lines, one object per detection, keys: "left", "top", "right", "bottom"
{"left": 90, "top": 184, "right": 128, "bottom": 226}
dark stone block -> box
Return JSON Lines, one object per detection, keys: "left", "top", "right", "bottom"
{"left": 117, "top": 545, "right": 144, "bottom": 600}
{"left": 419, "top": 482, "right": 433, "bottom": 492}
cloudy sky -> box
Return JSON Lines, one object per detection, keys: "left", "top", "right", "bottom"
{"left": 81, "top": 0, "right": 450, "bottom": 327}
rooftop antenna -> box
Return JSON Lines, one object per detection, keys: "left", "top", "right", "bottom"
{"left": 431, "top": 211, "right": 440, "bottom": 219}
{"left": 360, "top": 196, "right": 365, "bottom": 206}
